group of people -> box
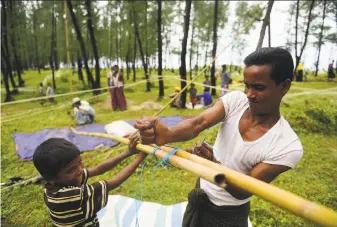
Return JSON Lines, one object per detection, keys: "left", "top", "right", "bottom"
{"left": 33, "top": 47, "right": 305, "bottom": 227}
{"left": 38, "top": 82, "right": 55, "bottom": 104}
{"left": 186, "top": 64, "right": 231, "bottom": 109}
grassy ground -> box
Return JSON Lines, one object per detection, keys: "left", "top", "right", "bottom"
{"left": 1, "top": 69, "right": 337, "bottom": 226}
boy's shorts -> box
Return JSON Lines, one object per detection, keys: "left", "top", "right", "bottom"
{"left": 190, "top": 97, "right": 197, "bottom": 105}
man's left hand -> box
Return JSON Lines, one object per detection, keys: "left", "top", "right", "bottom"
{"left": 186, "top": 141, "right": 218, "bottom": 163}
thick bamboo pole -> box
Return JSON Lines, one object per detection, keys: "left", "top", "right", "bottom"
{"left": 70, "top": 128, "right": 226, "bottom": 188}
{"left": 155, "top": 145, "right": 337, "bottom": 227}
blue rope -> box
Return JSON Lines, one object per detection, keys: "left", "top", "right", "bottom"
{"left": 153, "top": 147, "right": 180, "bottom": 172}
{"left": 134, "top": 146, "right": 160, "bottom": 227}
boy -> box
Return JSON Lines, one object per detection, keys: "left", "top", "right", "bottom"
{"left": 46, "top": 83, "right": 55, "bottom": 103}
{"left": 38, "top": 83, "right": 44, "bottom": 105}
{"left": 33, "top": 135, "right": 145, "bottom": 227}
{"left": 189, "top": 83, "right": 197, "bottom": 109}
{"left": 203, "top": 76, "right": 211, "bottom": 93}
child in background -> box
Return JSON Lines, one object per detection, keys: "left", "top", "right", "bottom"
{"left": 203, "top": 76, "right": 211, "bottom": 93}
{"left": 189, "top": 83, "right": 197, "bottom": 109}
{"left": 33, "top": 135, "right": 145, "bottom": 227}
{"left": 46, "top": 83, "right": 55, "bottom": 103}
{"left": 38, "top": 83, "right": 44, "bottom": 105}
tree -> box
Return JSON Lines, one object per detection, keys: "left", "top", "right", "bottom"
{"left": 210, "top": 0, "right": 219, "bottom": 96}
{"left": 256, "top": 0, "right": 274, "bottom": 49}
{"left": 66, "top": 0, "right": 95, "bottom": 88}
{"left": 50, "top": 1, "right": 57, "bottom": 89}
{"left": 157, "top": 0, "right": 164, "bottom": 98}
{"left": 1, "top": 0, "right": 17, "bottom": 92}
{"left": 314, "top": 0, "right": 327, "bottom": 77}
{"left": 1, "top": 45, "right": 12, "bottom": 102}
{"left": 294, "top": 0, "right": 315, "bottom": 78}
{"left": 180, "top": 0, "right": 192, "bottom": 108}
{"left": 85, "top": 0, "right": 100, "bottom": 89}
{"left": 132, "top": 0, "right": 150, "bottom": 91}
{"left": 8, "top": 1, "right": 24, "bottom": 86}
{"left": 231, "top": 2, "right": 263, "bottom": 67}
{"left": 32, "top": 2, "right": 41, "bottom": 74}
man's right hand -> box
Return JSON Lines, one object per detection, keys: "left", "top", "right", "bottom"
{"left": 134, "top": 117, "right": 170, "bottom": 146}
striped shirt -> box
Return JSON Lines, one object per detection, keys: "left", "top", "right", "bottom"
{"left": 44, "top": 169, "right": 108, "bottom": 227}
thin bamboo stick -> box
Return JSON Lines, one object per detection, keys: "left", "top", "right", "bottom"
{"left": 155, "top": 145, "right": 337, "bottom": 227}
{"left": 70, "top": 128, "right": 226, "bottom": 188}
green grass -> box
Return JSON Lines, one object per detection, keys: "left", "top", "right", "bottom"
{"left": 1, "top": 69, "right": 337, "bottom": 226}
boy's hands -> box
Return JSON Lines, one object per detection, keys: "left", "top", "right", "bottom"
{"left": 125, "top": 132, "right": 141, "bottom": 154}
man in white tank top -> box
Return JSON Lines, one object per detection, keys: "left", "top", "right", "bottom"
{"left": 134, "top": 47, "right": 303, "bottom": 227}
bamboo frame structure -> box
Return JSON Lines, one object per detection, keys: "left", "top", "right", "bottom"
{"left": 71, "top": 128, "right": 337, "bottom": 227}
{"left": 71, "top": 128, "right": 226, "bottom": 188}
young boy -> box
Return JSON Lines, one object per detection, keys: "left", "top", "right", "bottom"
{"left": 189, "top": 83, "right": 197, "bottom": 109}
{"left": 203, "top": 76, "right": 211, "bottom": 93}
{"left": 33, "top": 135, "right": 145, "bottom": 227}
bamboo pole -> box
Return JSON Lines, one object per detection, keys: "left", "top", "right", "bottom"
{"left": 154, "top": 145, "right": 337, "bottom": 227}
{"left": 70, "top": 128, "right": 226, "bottom": 188}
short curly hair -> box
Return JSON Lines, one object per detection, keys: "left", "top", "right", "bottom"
{"left": 244, "top": 47, "right": 294, "bottom": 85}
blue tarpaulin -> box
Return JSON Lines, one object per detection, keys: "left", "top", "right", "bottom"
{"left": 13, "top": 116, "right": 183, "bottom": 161}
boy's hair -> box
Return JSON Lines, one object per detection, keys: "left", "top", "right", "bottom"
{"left": 33, "top": 138, "right": 80, "bottom": 180}
{"left": 244, "top": 47, "right": 294, "bottom": 85}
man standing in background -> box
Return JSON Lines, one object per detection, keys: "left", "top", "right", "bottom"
{"left": 220, "top": 64, "right": 231, "bottom": 96}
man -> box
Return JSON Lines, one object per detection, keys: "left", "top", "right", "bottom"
{"left": 134, "top": 47, "right": 303, "bottom": 227}
{"left": 72, "top": 97, "right": 96, "bottom": 125}
{"left": 220, "top": 64, "right": 231, "bottom": 96}
{"left": 296, "top": 62, "right": 303, "bottom": 82}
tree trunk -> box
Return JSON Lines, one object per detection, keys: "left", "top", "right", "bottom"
{"left": 295, "top": 0, "right": 299, "bottom": 77}
{"left": 49, "top": 56, "right": 56, "bottom": 90}
{"left": 256, "top": 0, "right": 274, "bottom": 50}
{"left": 145, "top": 1, "right": 149, "bottom": 68}
{"left": 189, "top": 5, "right": 195, "bottom": 80}
{"left": 1, "top": 45, "right": 12, "bottom": 102}
{"left": 180, "top": 0, "right": 192, "bottom": 108}
{"left": 210, "top": 0, "right": 219, "bottom": 96}
{"left": 67, "top": 0, "right": 95, "bottom": 88}
{"left": 157, "top": 0, "right": 164, "bottom": 98}
{"left": 9, "top": 1, "right": 24, "bottom": 87}
{"left": 50, "top": 1, "right": 57, "bottom": 89}
{"left": 54, "top": 9, "right": 59, "bottom": 71}
{"left": 268, "top": 22, "right": 271, "bottom": 47}
{"left": 314, "top": 0, "right": 327, "bottom": 77}
{"left": 32, "top": 2, "right": 40, "bottom": 74}
{"left": 85, "top": 0, "right": 100, "bottom": 90}
{"left": 195, "top": 27, "right": 199, "bottom": 71}
{"left": 204, "top": 25, "right": 211, "bottom": 68}
{"left": 77, "top": 50, "right": 85, "bottom": 85}
{"left": 1, "top": 0, "right": 17, "bottom": 91}
{"left": 116, "top": 2, "right": 120, "bottom": 66}
{"left": 132, "top": 27, "right": 137, "bottom": 82}
{"left": 132, "top": 1, "right": 150, "bottom": 91}
{"left": 295, "top": 0, "right": 315, "bottom": 80}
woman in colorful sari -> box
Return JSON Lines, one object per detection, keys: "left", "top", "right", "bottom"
{"left": 109, "top": 65, "right": 127, "bottom": 111}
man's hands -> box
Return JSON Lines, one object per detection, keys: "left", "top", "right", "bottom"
{"left": 186, "top": 141, "right": 219, "bottom": 163}
{"left": 134, "top": 117, "right": 170, "bottom": 146}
